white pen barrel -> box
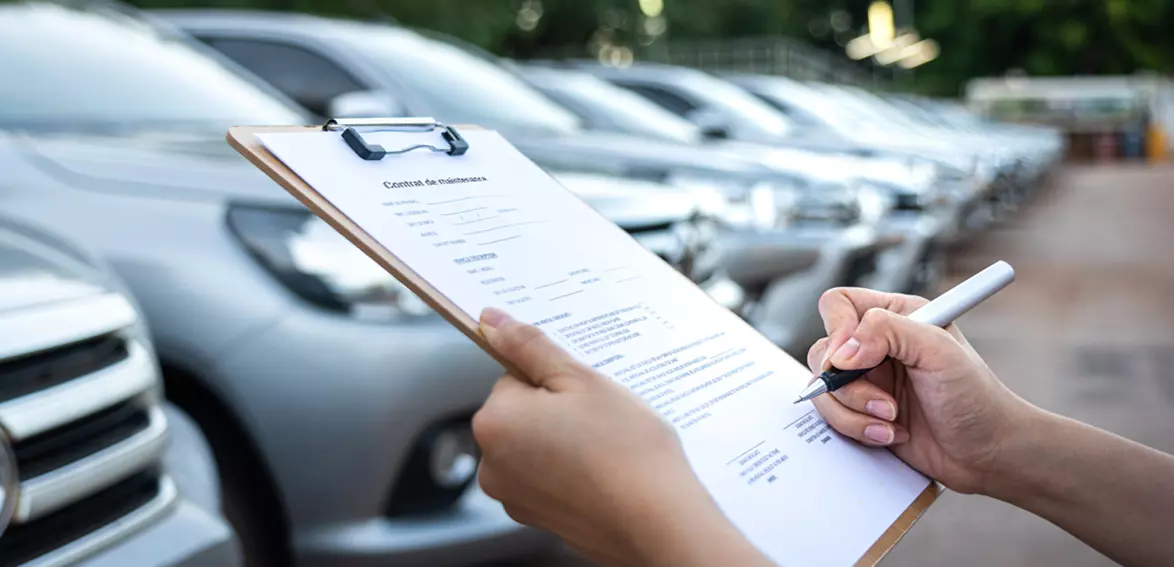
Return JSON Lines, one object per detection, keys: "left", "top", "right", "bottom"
{"left": 907, "top": 261, "right": 1015, "bottom": 327}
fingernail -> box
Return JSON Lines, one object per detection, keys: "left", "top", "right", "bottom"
{"left": 865, "top": 400, "right": 896, "bottom": 421}
{"left": 831, "top": 338, "right": 860, "bottom": 364}
{"left": 480, "top": 308, "right": 513, "bottom": 329}
{"left": 893, "top": 427, "right": 911, "bottom": 444}
{"left": 864, "top": 424, "right": 894, "bottom": 445}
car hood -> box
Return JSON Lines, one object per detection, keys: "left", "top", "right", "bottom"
{"left": 15, "top": 131, "right": 697, "bottom": 228}
{"left": 16, "top": 131, "right": 303, "bottom": 206}
{"left": 548, "top": 171, "right": 697, "bottom": 227}
{"left": 507, "top": 129, "right": 776, "bottom": 183}
{"left": 0, "top": 218, "right": 113, "bottom": 314}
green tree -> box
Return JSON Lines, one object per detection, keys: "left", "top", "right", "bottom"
{"left": 130, "top": 0, "right": 1174, "bottom": 95}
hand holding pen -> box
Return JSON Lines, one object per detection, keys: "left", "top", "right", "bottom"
{"left": 797, "top": 261, "right": 1016, "bottom": 404}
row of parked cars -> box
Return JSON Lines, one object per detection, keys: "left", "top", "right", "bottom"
{"left": 0, "top": 2, "right": 1063, "bottom": 566}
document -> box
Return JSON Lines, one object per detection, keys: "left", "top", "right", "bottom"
{"left": 257, "top": 128, "right": 930, "bottom": 566}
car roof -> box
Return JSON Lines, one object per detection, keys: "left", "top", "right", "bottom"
{"left": 152, "top": 8, "right": 404, "bottom": 40}
{"left": 532, "top": 59, "right": 710, "bottom": 81}
{"left": 517, "top": 65, "right": 603, "bottom": 87}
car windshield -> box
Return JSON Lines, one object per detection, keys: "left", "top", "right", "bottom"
{"left": 684, "top": 73, "right": 794, "bottom": 138}
{"left": 0, "top": 3, "right": 308, "bottom": 133}
{"left": 338, "top": 27, "right": 583, "bottom": 136}
{"left": 539, "top": 73, "right": 701, "bottom": 144}
{"left": 749, "top": 80, "right": 860, "bottom": 132}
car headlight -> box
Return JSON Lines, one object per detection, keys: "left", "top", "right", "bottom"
{"left": 227, "top": 205, "right": 435, "bottom": 321}
{"left": 669, "top": 175, "right": 795, "bottom": 230}
{"left": 856, "top": 184, "right": 896, "bottom": 223}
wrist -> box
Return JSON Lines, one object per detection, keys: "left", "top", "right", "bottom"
{"left": 977, "top": 406, "right": 1067, "bottom": 504}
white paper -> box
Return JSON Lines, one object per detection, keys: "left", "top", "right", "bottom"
{"left": 258, "top": 128, "right": 929, "bottom": 566}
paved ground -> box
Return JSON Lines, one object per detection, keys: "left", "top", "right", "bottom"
{"left": 501, "top": 164, "right": 1174, "bottom": 567}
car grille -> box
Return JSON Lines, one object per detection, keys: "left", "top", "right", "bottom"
{"left": 0, "top": 335, "right": 128, "bottom": 403}
{"left": 0, "top": 472, "right": 163, "bottom": 567}
{"left": 0, "top": 294, "right": 175, "bottom": 566}
{"left": 625, "top": 220, "right": 712, "bottom": 282}
{"left": 14, "top": 400, "right": 150, "bottom": 481}
{"left": 894, "top": 192, "right": 925, "bottom": 211}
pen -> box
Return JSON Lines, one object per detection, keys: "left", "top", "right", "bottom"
{"left": 794, "top": 260, "right": 1016, "bottom": 404}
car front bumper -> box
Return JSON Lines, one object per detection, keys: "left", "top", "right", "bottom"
{"left": 295, "top": 487, "right": 555, "bottom": 567}
{"left": 860, "top": 212, "right": 944, "bottom": 295}
{"left": 77, "top": 404, "right": 240, "bottom": 567}
{"left": 747, "top": 224, "right": 888, "bottom": 357}
{"left": 211, "top": 311, "right": 552, "bottom": 566}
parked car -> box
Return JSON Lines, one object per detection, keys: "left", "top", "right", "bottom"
{"left": 725, "top": 73, "right": 1055, "bottom": 226}
{"left": 0, "top": 215, "right": 239, "bottom": 566}
{"left": 0, "top": 3, "right": 739, "bottom": 565}
{"left": 157, "top": 8, "right": 924, "bottom": 357}
{"left": 518, "top": 64, "right": 949, "bottom": 295}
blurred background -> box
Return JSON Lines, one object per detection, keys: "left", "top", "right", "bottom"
{"left": 0, "top": 1, "right": 1170, "bottom": 567}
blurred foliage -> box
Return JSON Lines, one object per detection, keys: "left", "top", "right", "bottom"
{"left": 132, "top": 0, "right": 1174, "bottom": 95}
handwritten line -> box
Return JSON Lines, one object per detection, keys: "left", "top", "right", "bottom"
{"left": 726, "top": 441, "right": 766, "bottom": 466}
{"left": 709, "top": 348, "right": 734, "bottom": 360}
{"left": 453, "top": 215, "right": 501, "bottom": 226}
{"left": 535, "top": 279, "right": 569, "bottom": 290}
{"left": 550, "top": 290, "right": 584, "bottom": 301}
{"left": 440, "top": 207, "right": 487, "bottom": 217}
{"left": 479, "top": 235, "right": 522, "bottom": 246}
{"left": 616, "top": 275, "right": 644, "bottom": 284}
{"left": 465, "top": 221, "right": 545, "bottom": 236}
{"left": 605, "top": 265, "right": 632, "bottom": 272}
{"left": 426, "top": 194, "right": 510, "bottom": 206}
{"left": 784, "top": 409, "right": 816, "bottom": 430}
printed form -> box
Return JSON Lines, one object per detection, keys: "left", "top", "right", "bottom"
{"left": 258, "top": 128, "right": 930, "bottom": 566}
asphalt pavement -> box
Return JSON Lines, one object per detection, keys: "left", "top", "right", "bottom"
{"left": 502, "top": 164, "right": 1174, "bottom": 567}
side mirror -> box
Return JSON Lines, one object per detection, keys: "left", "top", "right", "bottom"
{"left": 326, "top": 90, "right": 407, "bottom": 119}
{"left": 687, "top": 108, "right": 732, "bottom": 140}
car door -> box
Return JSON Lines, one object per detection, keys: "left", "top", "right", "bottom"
{"left": 200, "top": 38, "right": 367, "bottom": 117}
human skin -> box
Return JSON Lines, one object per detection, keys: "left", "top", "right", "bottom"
{"left": 472, "top": 292, "right": 1174, "bottom": 566}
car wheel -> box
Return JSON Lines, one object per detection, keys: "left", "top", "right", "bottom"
{"left": 163, "top": 366, "right": 292, "bottom": 567}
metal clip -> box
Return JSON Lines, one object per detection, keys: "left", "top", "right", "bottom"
{"left": 322, "top": 117, "right": 469, "bottom": 161}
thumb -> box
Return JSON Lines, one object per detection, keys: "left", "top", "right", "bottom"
{"left": 479, "top": 308, "right": 584, "bottom": 389}
{"left": 828, "top": 307, "right": 964, "bottom": 372}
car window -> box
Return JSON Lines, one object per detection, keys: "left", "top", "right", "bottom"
{"left": 334, "top": 26, "right": 582, "bottom": 136}
{"left": 750, "top": 93, "right": 822, "bottom": 128}
{"left": 0, "top": 3, "right": 308, "bottom": 132}
{"left": 678, "top": 74, "right": 795, "bottom": 138}
{"left": 618, "top": 85, "right": 699, "bottom": 116}
{"left": 536, "top": 75, "right": 701, "bottom": 144}
{"left": 204, "top": 39, "right": 365, "bottom": 117}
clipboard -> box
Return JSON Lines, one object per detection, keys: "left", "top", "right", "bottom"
{"left": 227, "top": 118, "right": 942, "bottom": 567}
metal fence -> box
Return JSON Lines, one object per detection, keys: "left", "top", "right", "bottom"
{"left": 539, "top": 36, "right": 877, "bottom": 85}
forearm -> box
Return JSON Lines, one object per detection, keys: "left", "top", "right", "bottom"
{"left": 627, "top": 480, "right": 773, "bottom": 567}
{"left": 984, "top": 410, "right": 1174, "bottom": 566}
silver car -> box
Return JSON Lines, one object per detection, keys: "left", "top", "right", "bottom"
{"left": 0, "top": 4, "right": 724, "bottom": 566}
{"left": 518, "top": 65, "right": 949, "bottom": 297}
{"left": 157, "top": 9, "right": 918, "bottom": 357}
{"left": 0, "top": 215, "right": 239, "bottom": 566}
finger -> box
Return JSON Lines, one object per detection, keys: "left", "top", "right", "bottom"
{"left": 811, "top": 393, "right": 910, "bottom": 447}
{"left": 806, "top": 338, "right": 829, "bottom": 373}
{"left": 818, "top": 288, "right": 929, "bottom": 357}
{"left": 831, "top": 379, "right": 898, "bottom": 422}
{"left": 479, "top": 308, "right": 586, "bottom": 389}
{"left": 476, "top": 462, "right": 505, "bottom": 501}
{"left": 829, "top": 307, "right": 966, "bottom": 373}
{"left": 473, "top": 378, "right": 533, "bottom": 454}
{"left": 489, "top": 373, "right": 531, "bottom": 396}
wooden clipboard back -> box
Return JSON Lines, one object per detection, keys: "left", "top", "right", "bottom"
{"left": 226, "top": 124, "right": 941, "bottom": 567}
